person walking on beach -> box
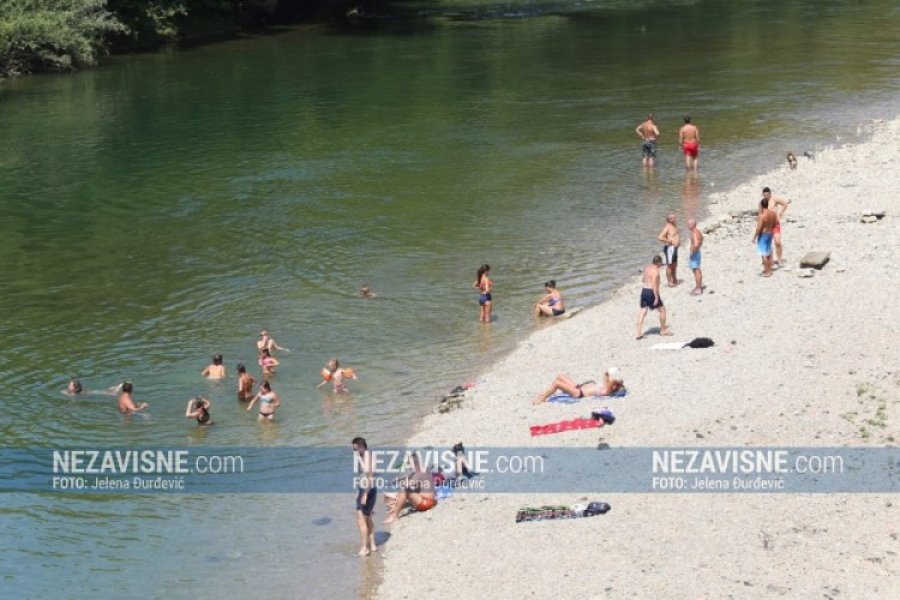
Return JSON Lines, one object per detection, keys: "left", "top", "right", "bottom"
{"left": 257, "top": 329, "right": 290, "bottom": 356}
{"left": 636, "top": 256, "right": 671, "bottom": 340}
{"left": 635, "top": 113, "right": 660, "bottom": 168}
{"left": 753, "top": 198, "right": 778, "bottom": 277}
{"left": 534, "top": 280, "right": 565, "bottom": 317}
{"left": 679, "top": 115, "right": 700, "bottom": 170}
{"left": 201, "top": 354, "right": 226, "bottom": 379}
{"left": 657, "top": 214, "right": 682, "bottom": 287}
{"left": 761, "top": 187, "right": 790, "bottom": 267}
{"left": 473, "top": 264, "right": 493, "bottom": 324}
{"left": 352, "top": 437, "right": 378, "bottom": 556}
{"left": 246, "top": 381, "right": 280, "bottom": 421}
{"left": 687, "top": 219, "right": 704, "bottom": 295}
{"left": 117, "top": 382, "right": 149, "bottom": 414}
{"left": 236, "top": 363, "right": 255, "bottom": 401}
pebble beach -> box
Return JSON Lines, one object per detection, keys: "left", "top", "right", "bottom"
{"left": 373, "top": 116, "right": 900, "bottom": 599}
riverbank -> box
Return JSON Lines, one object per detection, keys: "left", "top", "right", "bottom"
{"left": 374, "top": 116, "right": 899, "bottom": 598}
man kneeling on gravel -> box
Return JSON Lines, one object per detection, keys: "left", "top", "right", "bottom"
{"left": 383, "top": 453, "right": 437, "bottom": 524}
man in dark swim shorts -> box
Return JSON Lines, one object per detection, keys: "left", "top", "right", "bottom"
{"left": 635, "top": 114, "right": 660, "bottom": 168}
{"left": 636, "top": 256, "right": 672, "bottom": 340}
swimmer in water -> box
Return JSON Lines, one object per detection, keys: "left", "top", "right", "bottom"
{"left": 473, "top": 264, "right": 493, "bottom": 324}
{"left": 259, "top": 348, "right": 280, "bottom": 377}
{"left": 236, "top": 363, "right": 256, "bottom": 401}
{"left": 317, "top": 358, "right": 358, "bottom": 393}
{"left": 117, "top": 382, "right": 149, "bottom": 414}
{"left": 201, "top": 354, "right": 227, "bottom": 379}
{"left": 360, "top": 284, "right": 377, "bottom": 299}
{"left": 247, "top": 381, "right": 280, "bottom": 421}
{"left": 62, "top": 379, "right": 84, "bottom": 396}
{"left": 185, "top": 396, "right": 213, "bottom": 426}
{"left": 257, "top": 329, "right": 290, "bottom": 356}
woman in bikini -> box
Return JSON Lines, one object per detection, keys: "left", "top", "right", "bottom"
{"left": 472, "top": 264, "right": 493, "bottom": 324}
{"left": 236, "top": 364, "right": 256, "bottom": 401}
{"left": 185, "top": 396, "right": 213, "bottom": 426}
{"left": 258, "top": 348, "right": 280, "bottom": 377}
{"left": 534, "top": 280, "right": 566, "bottom": 317}
{"left": 201, "top": 354, "right": 226, "bottom": 379}
{"left": 246, "top": 381, "right": 280, "bottom": 422}
{"left": 533, "top": 367, "right": 624, "bottom": 404}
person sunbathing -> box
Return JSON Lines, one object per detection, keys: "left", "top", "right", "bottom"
{"left": 533, "top": 367, "right": 624, "bottom": 404}
{"left": 383, "top": 454, "right": 437, "bottom": 524}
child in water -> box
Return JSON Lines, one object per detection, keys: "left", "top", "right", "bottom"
{"left": 185, "top": 396, "right": 213, "bottom": 426}
{"left": 317, "top": 358, "right": 358, "bottom": 393}
{"left": 236, "top": 364, "right": 256, "bottom": 401}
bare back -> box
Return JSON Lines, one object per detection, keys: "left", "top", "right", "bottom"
{"left": 643, "top": 265, "right": 660, "bottom": 289}
{"left": 758, "top": 209, "right": 777, "bottom": 232}
{"left": 637, "top": 120, "right": 659, "bottom": 140}
{"left": 679, "top": 124, "right": 699, "bottom": 143}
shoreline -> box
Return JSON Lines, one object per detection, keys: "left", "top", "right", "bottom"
{"left": 372, "top": 114, "right": 899, "bottom": 598}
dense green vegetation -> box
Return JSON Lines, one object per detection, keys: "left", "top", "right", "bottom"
{"left": 0, "top": 0, "right": 338, "bottom": 77}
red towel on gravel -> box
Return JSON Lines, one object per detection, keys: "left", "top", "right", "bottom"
{"left": 529, "top": 418, "right": 603, "bottom": 436}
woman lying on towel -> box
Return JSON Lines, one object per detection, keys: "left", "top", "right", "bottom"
{"left": 533, "top": 367, "right": 624, "bottom": 404}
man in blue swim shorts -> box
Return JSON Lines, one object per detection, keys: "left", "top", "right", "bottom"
{"left": 753, "top": 198, "right": 778, "bottom": 277}
{"left": 687, "top": 219, "right": 704, "bottom": 295}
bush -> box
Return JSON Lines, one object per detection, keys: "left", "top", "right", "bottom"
{"left": 0, "top": 0, "right": 125, "bottom": 76}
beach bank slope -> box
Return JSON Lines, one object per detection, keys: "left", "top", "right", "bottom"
{"left": 376, "top": 117, "right": 899, "bottom": 599}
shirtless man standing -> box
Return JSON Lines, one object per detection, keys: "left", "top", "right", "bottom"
{"left": 761, "top": 187, "right": 790, "bottom": 266}
{"left": 657, "top": 214, "right": 682, "bottom": 287}
{"left": 753, "top": 198, "right": 778, "bottom": 277}
{"left": 635, "top": 114, "right": 660, "bottom": 169}
{"left": 636, "top": 256, "right": 671, "bottom": 340}
{"left": 117, "top": 382, "right": 148, "bottom": 414}
{"left": 679, "top": 115, "right": 700, "bottom": 170}
{"left": 687, "top": 219, "right": 704, "bottom": 295}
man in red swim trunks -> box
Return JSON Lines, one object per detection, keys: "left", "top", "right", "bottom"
{"left": 383, "top": 453, "right": 437, "bottom": 524}
{"left": 679, "top": 115, "right": 700, "bottom": 171}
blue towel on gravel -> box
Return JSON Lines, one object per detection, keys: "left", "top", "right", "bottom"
{"left": 547, "top": 389, "right": 628, "bottom": 404}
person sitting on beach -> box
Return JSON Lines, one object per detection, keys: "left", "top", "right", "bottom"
{"left": 201, "top": 354, "right": 226, "bottom": 379}
{"left": 533, "top": 368, "right": 624, "bottom": 404}
{"left": 246, "top": 381, "right": 280, "bottom": 421}
{"left": 534, "top": 280, "right": 566, "bottom": 317}
{"left": 317, "top": 358, "right": 357, "bottom": 393}
{"left": 383, "top": 453, "right": 437, "bottom": 524}
{"left": 185, "top": 396, "right": 213, "bottom": 426}
{"left": 360, "top": 284, "right": 377, "bottom": 299}
{"left": 258, "top": 329, "right": 290, "bottom": 356}
{"left": 117, "top": 382, "right": 148, "bottom": 414}
{"left": 236, "top": 363, "right": 256, "bottom": 401}
{"left": 258, "top": 348, "right": 280, "bottom": 377}
{"left": 62, "top": 379, "right": 84, "bottom": 396}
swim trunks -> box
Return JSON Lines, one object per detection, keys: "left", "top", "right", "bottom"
{"left": 356, "top": 487, "right": 377, "bottom": 516}
{"left": 642, "top": 139, "right": 657, "bottom": 158}
{"left": 662, "top": 245, "right": 678, "bottom": 265}
{"left": 757, "top": 232, "right": 774, "bottom": 257}
{"left": 689, "top": 250, "right": 701, "bottom": 270}
{"left": 773, "top": 221, "right": 781, "bottom": 235}
{"left": 552, "top": 308, "right": 565, "bottom": 317}
{"left": 682, "top": 141, "right": 699, "bottom": 157}
{"left": 416, "top": 497, "right": 437, "bottom": 512}
{"left": 479, "top": 292, "right": 492, "bottom": 305}
{"left": 640, "top": 288, "right": 662, "bottom": 310}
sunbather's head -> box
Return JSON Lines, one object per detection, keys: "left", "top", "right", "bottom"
{"left": 606, "top": 367, "right": 623, "bottom": 383}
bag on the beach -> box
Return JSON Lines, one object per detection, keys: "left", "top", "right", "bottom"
{"left": 687, "top": 337, "right": 714, "bottom": 348}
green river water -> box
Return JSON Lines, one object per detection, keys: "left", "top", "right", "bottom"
{"left": 0, "top": 0, "right": 897, "bottom": 597}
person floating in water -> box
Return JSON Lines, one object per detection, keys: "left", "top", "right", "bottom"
{"left": 201, "top": 354, "right": 226, "bottom": 379}
{"left": 236, "top": 363, "right": 256, "bottom": 401}
{"left": 259, "top": 348, "right": 280, "bottom": 377}
{"left": 117, "top": 382, "right": 149, "bottom": 414}
{"left": 360, "top": 284, "right": 377, "bottom": 299}
{"left": 635, "top": 113, "right": 660, "bottom": 169}
{"left": 534, "top": 280, "right": 566, "bottom": 317}
{"left": 679, "top": 115, "right": 700, "bottom": 171}
{"left": 185, "top": 396, "right": 213, "bottom": 426}
{"left": 247, "top": 381, "right": 280, "bottom": 422}
{"left": 62, "top": 379, "right": 84, "bottom": 396}
{"left": 473, "top": 264, "right": 493, "bottom": 324}
{"left": 257, "top": 329, "right": 290, "bottom": 356}
{"left": 318, "top": 358, "right": 357, "bottom": 393}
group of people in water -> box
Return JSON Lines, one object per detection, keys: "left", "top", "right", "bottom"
{"left": 64, "top": 327, "right": 358, "bottom": 426}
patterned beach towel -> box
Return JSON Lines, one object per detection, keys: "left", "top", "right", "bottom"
{"left": 547, "top": 389, "right": 628, "bottom": 404}
{"left": 529, "top": 417, "right": 604, "bottom": 436}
